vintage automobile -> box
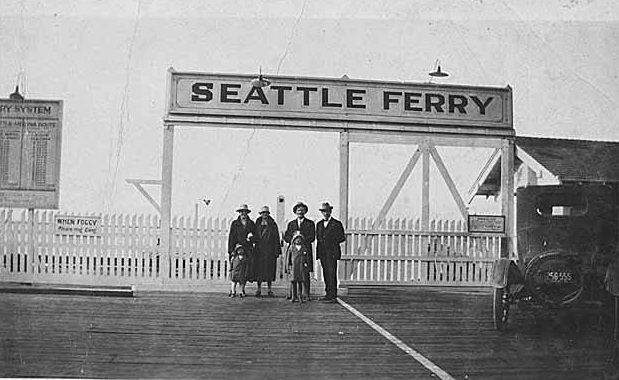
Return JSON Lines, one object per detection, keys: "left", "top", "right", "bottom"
{"left": 491, "top": 184, "right": 619, "bottom": 330}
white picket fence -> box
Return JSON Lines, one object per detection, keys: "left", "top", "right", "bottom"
{"left": 341, "top": 218, "right": 501, "bottom": 286}
{"left": 0, "top": 209, "right": 504, "bottom": 291}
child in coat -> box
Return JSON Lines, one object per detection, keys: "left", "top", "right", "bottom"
{"left": 286, "top": 231, "right": 310, "bottom": 303}
{"left": 229, "top": 244, "right": 248, "bottom": 297}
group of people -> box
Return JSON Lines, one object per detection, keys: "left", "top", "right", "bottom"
{"left": 227, "top": 201, "right": 346, "bottom": 303}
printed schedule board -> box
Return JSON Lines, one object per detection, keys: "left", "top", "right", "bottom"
{"left": 0, "top": 99, "right": 62, "bottom": 209}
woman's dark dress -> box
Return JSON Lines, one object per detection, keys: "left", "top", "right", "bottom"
{"left": 250, "top": 215, "right": 280, "bottom": 282}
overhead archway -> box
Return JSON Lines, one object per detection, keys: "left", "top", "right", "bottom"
{"left": 157, "top": 69, "right": 515, "bottom": 282}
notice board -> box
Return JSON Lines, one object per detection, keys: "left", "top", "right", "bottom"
{"left": 0, "top": 99, "right": 63, "bottom": 209}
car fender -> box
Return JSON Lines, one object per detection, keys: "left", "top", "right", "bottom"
{"left": 605, "top": 256, "right": 619, "bottom": 296}
{"left": 491, "top": 259, "right": 522, "bottom": 288}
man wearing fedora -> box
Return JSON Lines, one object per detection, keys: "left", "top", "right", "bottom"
{"left": 284, "top": 201, "right": 316, "bottom": 298}
{"left": 228, "top": 204, "right": 257, "bottom": 294}
{"left": 316, "top": 202, "right": 346, "bottom": 302}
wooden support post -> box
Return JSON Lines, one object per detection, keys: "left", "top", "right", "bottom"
{"left": 339, "top": 131, "right": 349, "bottom": 229}
{"left": 160, "top": 124, "right": 175, "bottom": 282}
{"left": 501, "top": 138, "right": 515, "bottom": 259}
{"left": 422, "top": 142, "right": 430, "bottom": 231}
{"left": 339, "top": 131, "right": 350, "bottom": 285}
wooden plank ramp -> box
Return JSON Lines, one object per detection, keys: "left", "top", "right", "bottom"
{"left": 1, "top": 287, "right": 617, "bottom": 379}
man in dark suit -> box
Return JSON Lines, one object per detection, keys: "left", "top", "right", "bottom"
{"left": 284, "top": 201, "right": 315, "bottom": 297}
{"left": 316, "top": 202, "right": 346, "bottom": 302}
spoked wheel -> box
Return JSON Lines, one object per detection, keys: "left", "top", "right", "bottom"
{"left": 493, "top": 287, "right": 510, "bottom": 330}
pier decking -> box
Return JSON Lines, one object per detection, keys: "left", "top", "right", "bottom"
{"left": 0, "top": 286, "right": 616, "bottom": 379}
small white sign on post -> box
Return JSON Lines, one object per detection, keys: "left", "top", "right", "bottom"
{"left": 55, "top": 215, "right": 102, "bottom": 237}
{"left": 468, "top": 214, "right": 506, "bottom": 234}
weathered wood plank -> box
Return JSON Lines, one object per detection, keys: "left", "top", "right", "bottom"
{"left": 0, "top": 292, "right": 436, "bottom": 379}
{"left": 2, "top": 288, "right": 615, "bottom": 379}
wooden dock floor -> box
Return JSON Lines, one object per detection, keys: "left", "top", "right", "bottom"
{"left": 0, "top": 286, "right": 617, "bottom": 379}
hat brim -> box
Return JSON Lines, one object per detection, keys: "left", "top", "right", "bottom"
{"left": 319, "top": 207, "right": 333, "bottom": 211}
{"left": 293, "top": 204, "right": 308, "bottom": 212}
{"left": 236, "top": 208, "right": 251, "bottom": 213}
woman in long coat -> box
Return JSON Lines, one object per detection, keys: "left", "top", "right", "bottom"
{"left": 251, "top": 205, "right": 281, "bottom": 297}
{"left": 228, "top": 203, "right": 257, "bottom": 260}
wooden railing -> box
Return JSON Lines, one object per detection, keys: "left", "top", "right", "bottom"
{"left": 340, "top": 218, "right": 501, "bottom": 286}
{"left": 0, "top": 210, "right": 162, "bottom": 287}
{"left": 1, "top": 210, "right": 502, "bottom": 290}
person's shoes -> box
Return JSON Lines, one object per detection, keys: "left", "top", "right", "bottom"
{"left": 228, "top": 291, "right": 236, "bottom": 298}
{"left": 291, "top": 297, "right": 299, "bottom": 303}
{"left": 255, "top": 290, "right": 261, "bottom": 298}
{"left": 267, "top": 290, "right": 274, "bottom": 297}
{"left": 239, "top": 291, "right": 246, "bottom": 298}
{"left": 319, "top": 296, "right": 336, "bottom": 302}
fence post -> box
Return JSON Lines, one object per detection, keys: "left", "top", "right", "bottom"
{"left": 276, "top": 195, "right": 286, "bottom": 279}
{"left": 28, "top": 208, "right": 35, "bottom": 274}
{"left": 159, "top": 124, "right": 175, "bottom": 286}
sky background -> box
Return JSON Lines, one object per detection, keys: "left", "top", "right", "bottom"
{"left": 1, "top": 0, "right": 618, "bottom": 222}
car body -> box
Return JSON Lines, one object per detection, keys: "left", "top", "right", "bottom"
{"left": 491, "top": 184, "right": 619, "bottom": 330}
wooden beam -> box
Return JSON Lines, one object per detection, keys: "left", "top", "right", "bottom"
{"left": 164, "top": 116, "right": 514, "bottom": 140}
{"left": 126, "top": 180, "right": 161, "bottom": 214}
{"left": 466, "top": 148, "right": 500, "bottom": 204}
{"left": 359, "top": 146, "right": 422, "bottom": 254}
{"left": 349, "top": 131, "right": 506, "bottom": 148}
{"left": 422, "top": 143, "right": 430, "bottom": 230}
{"left": 428, "top": 145, "right": 468, "bottom": 220}
{"left": 160, "top": 124, "right": 174, "bottom": 281}
{"left": 501, "top": 139, "right": 515, "bottom": 259}
{"left": 373, "top": 147, "right": 423, "bottom": 228}
{"left": 126, "top": 179, "right": 162, "bottom": 185}
{"left": 339, "top": 131, "right": 350, "bottom": 229}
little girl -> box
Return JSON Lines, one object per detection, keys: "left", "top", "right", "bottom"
{"left": 229, "top": 244, "right": 248, "bottom": 297}
{"left": 286, "top": 231, "right": 310, "bottom": 303}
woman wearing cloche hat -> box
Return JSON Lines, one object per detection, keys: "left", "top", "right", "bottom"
{"left": 249, "top": 205, "right": 281, "bottom": 297}
{"left": 227, "top": 203, "right": 257, "bottom": 297}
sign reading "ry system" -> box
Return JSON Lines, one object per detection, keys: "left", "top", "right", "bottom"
{"left": 166, "top": 71, "right": 513, "bottom": 133}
